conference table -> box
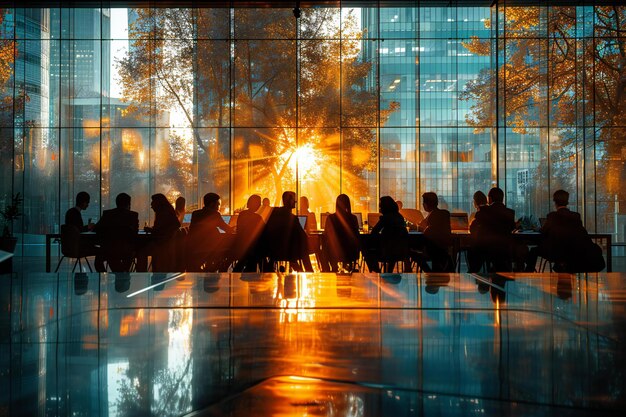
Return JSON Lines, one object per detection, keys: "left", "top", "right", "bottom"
{"left": 45, "top": 230, "right": 154, "bottom": 272}
{"left": 354, "top": 230, "right": 613, "bottom": 273}
{"left": 45, "top": 230, "right": 613, "bottom": 273}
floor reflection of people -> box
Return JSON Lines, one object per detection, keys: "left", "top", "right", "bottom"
{"left": 424, "top": 274, "right": 450, "bottom": 295}
{"left": 556, "top": 275, "right": 573, "bottom": 300}
{"left": 490, "top": 274, "right": 511, "bottom": 304}
{"left": 74, "top": 272, "right": 88, "bottom": 295}
{"left": 114, "top": 272, "right": 131, "bottom": 293}
{"left": 336, "top": 274, "right": 353, "bottom": 298}
{"left": 203, "top": 275, "right": 221, "bottom": 294}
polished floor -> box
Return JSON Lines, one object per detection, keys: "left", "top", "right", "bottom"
{"left": 1, "top": 271, "right": 625, "bottom": 416}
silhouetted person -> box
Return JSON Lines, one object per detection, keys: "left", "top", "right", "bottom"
{"left": 322, "top": 194, "right": 360, "bottom": 272}
{"left": 424, "top": 274, "right": 451, "bottom": 295}
{"left": 526, "top": 189, "right": 604, "bottom": 272}
{"left": 397, "top": 199, "right": 424, "bottom": 230}
{"left": 415, "top": 192, "right": 452, "bottom": 272}
{"left": 175, "top": 196, "right": 186, "bottom": 224}
{"left": 467, "top": 190, "right": 488, "bottom": 272}
{"left": 299, "top": 196, "right": 318, "bottom": 232}
{"left": 187, "top": 192, "right": 233, "bottom": 271}
{"left": 65, "top": 191, "right": 94, "bottom": 232}
{"left": 233, "top": 194, "right": 265, "bottom": 272}
{"left": 137, "top": 193, "right": 180, "bottom": 272}
{"left": 74, "top": 272, "right": 88, "bottom": 295}
{"left": 114, "top": 272, "right": 131, "bottom": 293}
{"left": 469, "top": 190, "right": 487, "bottom": 224}
{"left": 257, "top": 197, "right": 273, "bottom": 223}
{"left": 470, "top": 187, "right": 516, "bottom": 271}
{"left": 262, "top": 191, "right": 311, "bottom": 272}
{"left": 365, "top": 196, "right": 408, "bottom": 273}
{"left": 64, "top": 191, "right": 99, "bottom": 267}
{"left": 94, "top": 193, "right": 139, "bottom": 272}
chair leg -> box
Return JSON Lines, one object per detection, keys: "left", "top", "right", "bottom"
{"left": 54, "top": 256, "right": 65, "bottom": 273}
{"left": 84, "top": 257, "right": 93, "bottom": 272}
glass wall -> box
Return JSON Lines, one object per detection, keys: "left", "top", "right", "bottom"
{"left": 0, "top": 3, "right": 625, "bottom": 255}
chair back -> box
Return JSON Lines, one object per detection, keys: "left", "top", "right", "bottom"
{"left": 379, "top": 226, "right": 409, "bottom": 263}
{"left": 60, "top": 224, "right": 82, "bottom": 258}
{"left": 367, "top": 212, "right": 381, "bottom": 229}
{"left": 320, "top": 212, "right": 329, "bottom": 229}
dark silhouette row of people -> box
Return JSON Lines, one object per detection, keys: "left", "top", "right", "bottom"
{"left": 61, "top": 187, "right": 605, "bottom": 273}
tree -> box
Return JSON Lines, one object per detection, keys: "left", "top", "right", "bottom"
{"left": 117, "top": 7, "right": 397, "bottom": 207}
{"left": 461, "top": 6, "right": 626, "bottom": 211}
{"left": 0, "top": 8, "right": 16, "bottom": 126}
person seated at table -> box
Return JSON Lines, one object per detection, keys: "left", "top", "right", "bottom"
{"left": 468, "top": 187, "right": 516, "bottom": 272}
{"left": 64, "top": 191, "right": 102, "bottom": 269}
{"left": 233, "top": 194, "right": 265, "bottom": 272}
{"left": 467, "top": 190, "right": 488, "bottom": 272}
{"left": 65, "top": 191, "right": 95, "bottom": 232}
{"left": 256, "top": 197, "right": 273, "bottom": 223}
{"left": 414, "top": 192, "right": 453, "bottom": 272}
{"left": 261, "top": 191, "right": 311, "bottom": 272}
{"left": 469, "top": 190, "right": 487, "bottom": 224}
{"left": 364, "top": 196, "right": 408, "bottom": 273}
{"left": 94, "top": 192, "right": 139, "bottom": 272}
{"left": 174, "top": 196, "right": 186, "bottom": 225}
{"left": 136, "top": 193, "right": 180, "bottom": 272}
{"left": 299, "top": 196, "right": 318, "bottom": 232}
{"left": 525, "top": 189, "right": 604, "bottom": 272}
{"left": 187, "top": 192, "right": 234, "bottom": 272}
{"left": 322, "top": 194, "right": 360, "bottom": 272}
{"left": 397, "top": 199, "right": 424, "bottom": 230}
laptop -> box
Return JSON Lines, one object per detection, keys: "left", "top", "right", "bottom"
{"left": 450, "top": 212, "right": 469, "bottom": 231}
{"left": 297, "top": 215, "right": 308, "bottom": 230}
{"left": 182, "top": 213, "right": 192, "bottom": 225}
{"left": 320, "top": 212, "right": 329, "bottom": 230}
{"left": 354, "top": 212, "right": 363, "bottom": 230}
{"left": 367, "top": 212, "right": 381, "bottom": 229}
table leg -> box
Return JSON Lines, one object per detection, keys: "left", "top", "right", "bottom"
{"left": 46, "top": 234, "right": 52, "bottom": 272}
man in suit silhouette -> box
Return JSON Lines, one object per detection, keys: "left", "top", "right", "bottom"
{"left": 94, "top": 193, "right": 139, "bottom": 272}
{"left": 416, "top": 192, "right": 452, "bottom": 272}
{"left": 233, "top": 194, "right": 265, "bottom": 272}
{"left": 526, "top": 189, "right": 604, "bottom": 272}
{"left": 470, "top": 187, "right": 516, "bottom": 271}
{"left": 262, "top": 191, "right": 311, "bottom": 272}
{"left": 187, "top": 192, "right": 233, "bottom": 271}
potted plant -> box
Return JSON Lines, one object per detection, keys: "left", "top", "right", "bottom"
{"left": 0, "top": 192, "right": 22, "bottom": 254}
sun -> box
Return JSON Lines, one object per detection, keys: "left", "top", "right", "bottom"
{"left": 286, "top": 144, "right": 321, "bottom": 178}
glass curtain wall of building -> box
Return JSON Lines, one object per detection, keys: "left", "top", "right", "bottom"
{"left": 0, "top": 2, "right": 625, "bottom": 256}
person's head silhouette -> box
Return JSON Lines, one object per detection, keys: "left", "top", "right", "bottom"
{"left": 247, "top": 194, "right": 262, "bottom": 212}
{"left": 422, "top": 192, "right": 439, "bottom": 213}
{"left": 379, "top": 196, "right": 399, "bottom": 215}
{"left": 203, "top": 192, "right": 221, "bottom": 211}
{"left": 488, "top": 187, "right": 505, "bottom": 205}
{"left": 282, "top": 191, "right": 296, "bottom": 210}
{"left": 553, "top": 189, "right": 569, "bottom": 209}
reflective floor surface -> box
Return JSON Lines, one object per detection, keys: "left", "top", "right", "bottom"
{"left": 1, "top": 271, "right": 625, "bottom": 416}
